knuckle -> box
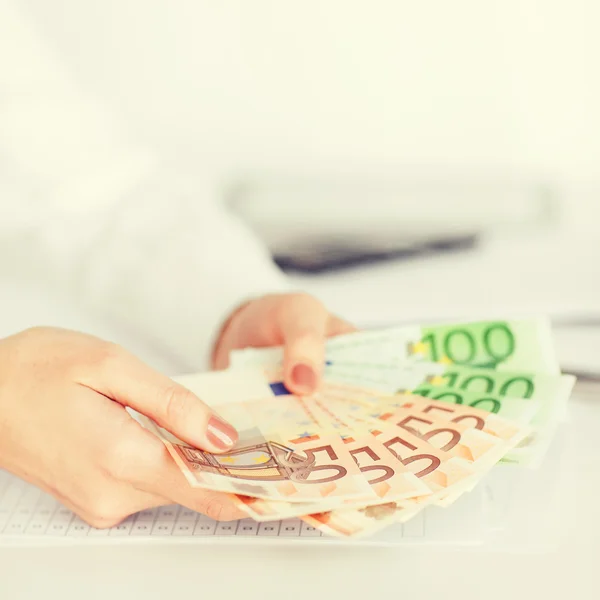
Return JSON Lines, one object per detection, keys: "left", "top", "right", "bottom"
{"left": 7, "top": 327, "right": 52, "bottom": 359}
{"left": 290, "top": 292, "right": 324, "bottom": 311}
{"left": 93, "top": 340, "right": 124, "bottom": 367}
{"left": 74, "top": 340, "right": 125, "bottom": 377}
{"left": 286, "top": 329, "right": 324, "bottom": 357}
{"left": 86, "top": 513, "right": 123, "bottom": 529}
{"left": 276, "top": 293, "right": 327, "bottom": 328}
{"left": 20, "top": 325, "right": 48, "bottom": 338}
{"left": 163, "top": 386, "right": 196, "bottom": 424}
{"left": 199, "top": 495, "right": 240, "bottom": 522}
{"left": 100, "top": 430, "right": 141, "bottom": 480}
{"left": 85, "top": 497, "right": 128, "bottom": 528}
{"left": 66, "top": 338, "right": 126, "bottom": 382}
{"left": 142, "top": 434, "right": 168, "bottom": 465}
{"left": 292, "top": 329, "right": 321, "bottom": 344}
{"left": 101, "top": 421, "right": 167, "bottom": 483}
{"left": 218, "top": 505, "right": 245, "bottom": 522}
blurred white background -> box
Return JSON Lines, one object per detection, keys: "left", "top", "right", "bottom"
{"left": 17, "top": 0, "right": 600, "bottom": 180}
{"left": 1, "top": 0, "right": 599, "bottom": 375}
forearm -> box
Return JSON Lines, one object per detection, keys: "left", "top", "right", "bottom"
{"left": 0, "top": 2, "right": 289, "bottom": 371}
{"left": 80, "top": 175, "right": 290, "bottom": 371}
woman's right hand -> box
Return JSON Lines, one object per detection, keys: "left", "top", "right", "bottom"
{"left": 0, "top": 327, "right": 246, "bottom": 528}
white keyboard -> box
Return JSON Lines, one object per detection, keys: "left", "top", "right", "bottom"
{"left": 1, "top": 424, "right": 568, "bottom": 548}
{"left": 0, "top": 470, "right": 487, "bottom": 546}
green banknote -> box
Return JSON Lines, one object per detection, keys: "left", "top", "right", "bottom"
{"left": 324, "top": 362, "right": 575, "bottom": 467}
{"left": 324, "top": 361, "right": 572, "bottom": 402}
{"left": 415, "top": 318, "right": 559, "bottom": 373}
{"left": 322, "top": 382, "right": 541, "bottom": 426}
{"left": 231, "top": 317, "right": 560, "bottom": 374}
{"left": 325, "top": 317, "right": 560, "bottom": 374}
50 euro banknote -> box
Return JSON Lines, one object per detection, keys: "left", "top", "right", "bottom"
{"left": 323, "top": 362, "right": 575, "bottom": 467}
{"left": 234, "top": 430, "right": 432, "bottom": 522}
{"left": 138, "top": 401, "right": 376, "bottom": 505}
{"left": 297, "top": 393, "right": 533, "bottom": 538}
{"left": 300, "top": 421, "right": 480, "bottom": 538}
{"left": 225, "top": 395, "right": 431, "bottom": 521}
{"left": 305, "top": 392, "right": 530, "bottom": 506}
{"left": 310, "top": 394, "right": 530, "bottom": 475}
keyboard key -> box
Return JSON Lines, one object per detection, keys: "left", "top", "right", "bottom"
{"left": 300, "top": 521, "right": 323, "bottom": 537}
{"left": 214, "top": 521, "right": 237, "bottom": 536}
{"left": 53, "top": 507, "right": 74, "bottom": 522}
{"left": 1, "top": 484, "right": 24, "bottom": 512}
{"left": 236, "top": 519, "right": 258, "bottom": 536}
{"left": 151, "top": 521, "right": 175, "bottom": 536}
{"left": 130, "top": 522, "right": 154, "bottom": 536}
{"left": 178, "top": 509, "right": 197, "bottom": 521}
{"left": 67, "top": 519, "right": 91, "bottom": 537}
{"left": 4, "top": 520, "right": 27, "bottom": 535}
{"left": 135, "top": 509, "right": 158, "bottom": 522}
{"left": 193, "top": 521, "right": 217, "bottom": 536}
{"left": 278, "top": 520, "right": 301, "bottom": 537}
{"left": 24, "top": 520, "right": 50, "bottom": 535}
{"left": 173, "top": 521, "right": 196, "bottom": 536}
{"left": 257, "top": 522, "right": 281, "bottom": 537}
{"left": 109, "top": 518, "right": 134, "bottom": 536}
{"left": 46, "top": 521, "right": 70, "bottom": 536}
{"left": 157, "top": 506, "right": 180, "bottom": 520}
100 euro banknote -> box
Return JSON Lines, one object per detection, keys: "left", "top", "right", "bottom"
{"left": 231, "top": 317, "right": 560, "bottom": 374}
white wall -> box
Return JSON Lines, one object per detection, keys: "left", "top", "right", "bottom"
{"left": 19, "top": 0, "right": 600, "bottom": 181}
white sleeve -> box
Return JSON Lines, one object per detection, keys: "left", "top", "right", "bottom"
{"left": 0, "top": 0, "right": 289, "bottom": 371}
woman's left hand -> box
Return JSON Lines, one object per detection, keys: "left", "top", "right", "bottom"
{"left": 212, "top": 293, "right": 356, "bottom": 395}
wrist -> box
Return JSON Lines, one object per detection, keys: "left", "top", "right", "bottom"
{"left": 0, "top": 338, "right": 14, "bottom": 469}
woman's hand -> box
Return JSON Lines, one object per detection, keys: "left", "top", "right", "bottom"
{"left": 0, "top": 327, "right": 246, "bottom": 528}
{"left": 212, "top": 293, "right": 356, "bottom": 395}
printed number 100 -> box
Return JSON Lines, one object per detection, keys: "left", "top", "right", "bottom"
{"left": 421, "top": 324, "right": 515, "bottom": 366}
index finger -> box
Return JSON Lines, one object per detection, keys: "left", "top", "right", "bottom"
{"left": 76, "top": 344, "right": 238, "bottom": 453}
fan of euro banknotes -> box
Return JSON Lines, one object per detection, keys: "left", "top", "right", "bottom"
{"left": 138, "top": 317, "right": 575, "bottom": 539}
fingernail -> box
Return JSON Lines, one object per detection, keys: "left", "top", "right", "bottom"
{"left": 207, "top": 415, "right": 238, "bottom": 451}
{"left": 291, "top": 363, "right": 318, "bottom": 392}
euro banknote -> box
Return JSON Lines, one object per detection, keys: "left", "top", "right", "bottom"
{"left": 301, "top": 420, "right": 480, "bottom": 538}
{"left": 141, "top": 316, "right": 575, "bottom": 538}
{"left": 322, "top": 362, "right": 575, "bottom": 467}
{"left": 230, "top": 317, "right": 560, "bottom": 374}
{"left": 141, "top": 400, "right": 376, "bottom": 504}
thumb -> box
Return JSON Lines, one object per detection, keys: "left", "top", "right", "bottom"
{"left": 278, "top": 294, "right": 329, "bottom": 395}
{"left": 77, "top": 344, "right": 238, "bottom": 453}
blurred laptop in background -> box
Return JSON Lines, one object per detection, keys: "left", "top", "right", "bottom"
{"left": 228, "top": 174, "right": 600, "bottom": 379}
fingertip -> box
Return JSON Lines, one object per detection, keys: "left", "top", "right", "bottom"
{"left": 289, "top": 362, "right": 319, "bottom": 395}
{"left": 206, "top": 415, "right": 239, "bottom": 453}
